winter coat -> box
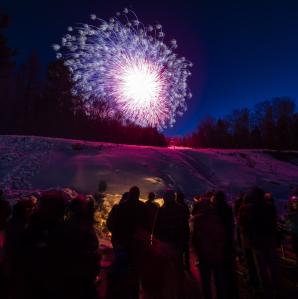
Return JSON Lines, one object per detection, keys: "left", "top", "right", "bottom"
{"left": 154, "top": 201, "right": 189, "bottom": 252}
{"left": 239, "top": 202, "right": 277, "bottom": 249}
{"left": 108, "top": 199, "right": 149, "bottom": 252}
{"left": 191, "top": 209, "right": 228, "bottom": 264}
{"left": 145, "top": 201, "right": 159, "bottom": 233}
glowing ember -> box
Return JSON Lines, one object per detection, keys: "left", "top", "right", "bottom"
{"left": 53, "top": 9, "right": 192, "bottom": 130}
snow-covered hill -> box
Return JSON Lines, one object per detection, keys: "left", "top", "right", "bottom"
{"left": 1, "top": 135, "right": 298, "bottom": 210}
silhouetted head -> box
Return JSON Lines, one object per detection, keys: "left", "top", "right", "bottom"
{"left": 129, "top": 186, "right": 140, "bottom": 201}
{"left": 148, "top": 192, "right": 155, "bottom": 202}
{"left": 248, "top": 186, "right": 265, "bottom": 205}
{"left": 163, "top": 189, "right": 176, "bottom": 204}
{"left": 67, "top": 195, "right": 95, "bottom": 224}
{"left": 0, "top": 193, "right": 11, "bottom": 227}
{"left": 13, "top": 198, "right": 36, "bottom": 221}
{"left": 120, "top": 192, "right": 130, "bottom": 203}
{"left": 176, "top": 191, "right": 185, "bottom": 204}
{"left": 214, "top": 190, "right": 226, "bottom": 202}
{"left": 38, "top": 191, "right": 66, "bottom": 223}
{"left": 98, "top": 180, "right": 107, "bottom": 193}
{"left": 213, "top": 191, "right": 227, "bottom": 208}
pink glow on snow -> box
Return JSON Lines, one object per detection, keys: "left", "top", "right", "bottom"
{"left": 1, "top": 135, "right": 298, "bottom": 210}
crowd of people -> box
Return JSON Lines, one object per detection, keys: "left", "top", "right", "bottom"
{"left": 0, "top": 186, "right": 298, "bottom": 299}
{"left": 0, "top": 189, "right": 100, "bottom": 299}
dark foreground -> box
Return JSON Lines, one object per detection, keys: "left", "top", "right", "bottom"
{"left": 0, "top": 186, "right": 298, "bottom": 299}
{"left": 97, "top": 240, "right": 298, "bottom": 299}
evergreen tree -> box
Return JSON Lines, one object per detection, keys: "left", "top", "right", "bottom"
{"left": 42, "top": 60, "right": 76, "bottom": 136}
{"left": 231, "top": 109, "right": 250, "bottom": 148}
{"left": 0, "top": 12, "right": 16, "bottom": 133}
{"left": 215, "top": 118, "right": 231, "bottom": 148}
{"left": 176, "top": 97, "right": 297, "bottom": 150}
{"left": 14, "top": 53, "right": 42, "bottom": 133}
{"left": 272, "top": 97, "right": 295, "bottom": 149}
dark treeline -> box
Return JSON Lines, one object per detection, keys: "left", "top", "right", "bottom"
{"left": 0, "top": 13, "right": 167, "bottom": 146}
{"left": 175, "top": 97, "right": 298, "bottom": 149}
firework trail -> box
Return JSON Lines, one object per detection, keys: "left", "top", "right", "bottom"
{"left": 53, "top": 8, "right": 192, "bottom": 130}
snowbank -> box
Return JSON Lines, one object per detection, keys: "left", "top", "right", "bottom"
{"left": 1, "top": 135, "right": 298, "bottom": 210}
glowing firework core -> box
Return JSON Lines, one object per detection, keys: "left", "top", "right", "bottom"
{"left": 53, "top": 9, "right": 192, "bottom": 130}
{"left": 120, "top": 62, "right": 162, "bottom": 108}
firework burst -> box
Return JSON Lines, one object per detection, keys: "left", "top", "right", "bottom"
{"left": 53, "top": 9, "right": 192, "bottom": 130}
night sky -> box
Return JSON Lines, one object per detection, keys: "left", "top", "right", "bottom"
{"left": 3, "top": 0, "right": 298, "bottom": 136}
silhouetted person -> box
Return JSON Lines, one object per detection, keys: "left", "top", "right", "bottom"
{"left": 234, "top": 193, "right": 244, "bottom": 219}
{"left": 0, "top": 190, "right": 11, "bottom": 299}
{"left": 147, "top": 192, "right": 155, "bottom": 203}
{"left": 286, "top": 194, "right": 298, "bottom": 263}
{"left": 0, "top": 190, "right": 11, "bottom": 231}
{"left": 106, "top": 191, "right": 132, "bottom": 299}
{"left": 5, "top": 198, "right": 36, "bottom": 298}
{"left": 192, "top": 192, "right": 213, "bottom": 216}
{"left": 176, "top": 191, "right": 190, "bottom": 271}
{"left": 55, "top": 195, "right": 100, "bottom": 299}
{"left": 154, "top": 190, "right": 189, "bottom": 264}
{"left": 145, "top": 192, "right": 159, "bottom": 233}
{"left": 20, "top": 191, "right": 66, "bottom": 299}
{"left": 234, "top": 193, "right": 244, "bottom": 254}
{"left": 146, "top": 192, "right": 157, "bottom": 206}
{"left": 176, "top": 191, "right": 190, "bottom": 218}
{"left": 111, "top": 186, "right": 149, "bottom": 250}
{"left": 265, "top": 192, "right": 277, "bottom": 219}
{"left": 151, "top": 190, "right": 189, "bottom": 297}
{"left": 191, "top": 194, "right": 227, "bottom": 299}
{"left": 213, "top": 192, "right": 234, "bottom": 244}
{"left": 107, "top": 186, "right": 149, "bottom": 299}
{"left": 213, "top": 191, "right": 238, "bottom": 299}
{"left": 107, "top": 192, "right": 130, "bottom": 249}
{"left": 6, "top": 198, "right": 36, "bottom": 247}
{"left": 238, "top": 192, "right": 259, "bottom": 289}
{"left": 239, "top": 187, "right": 279, "bottom": 297}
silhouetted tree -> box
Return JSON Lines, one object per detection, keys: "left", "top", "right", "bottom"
{"left": 176, "top": 97, "right": 297, "bottom": 150}
{"left": 291, "top": 113, "right": 298, "bottom": 149}
{"left": 272, "top": 97, "right": 295, "bottom": 149}
{"left": 231, "top": 109, "right": 250, "bottom": 148}
{"left": 41, "top": 60, "right": 76, "bottom": 136}
{"left": 214, "top": 118, "right": 231, "bottom": 148}
{"left": 0, "top": 12, "right": 16, "bottom": 133}
{"left": 13, "top": 53, "right": 42, "bottom": 134}
{"left": 195, "top": 117, "right": 216, "bottom": 147}
{"left": 250, "top": 126, "right": 262, "bottom": 148}
{"left": 261, "top": 105, "right": 275, "bottom": 148}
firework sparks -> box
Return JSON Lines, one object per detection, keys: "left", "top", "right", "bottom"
{"left": 53, "top": 9, "right": 192, "bottom": 130}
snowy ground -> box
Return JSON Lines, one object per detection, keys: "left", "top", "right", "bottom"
{"left": 1, "top": 135, "right": 298, "bottom": 211}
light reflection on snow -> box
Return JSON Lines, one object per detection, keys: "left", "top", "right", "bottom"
{"left": 143, "top": 177, "right": 164, "bottom": 185}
